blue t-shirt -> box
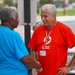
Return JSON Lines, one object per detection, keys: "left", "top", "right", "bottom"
{"left": 0, "top": 26, "right": 29, "bottom": 75}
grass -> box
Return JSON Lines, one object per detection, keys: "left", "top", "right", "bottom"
{"left": 57, "top": 8, "right": 75, "bottom": 16}
{"left": 37, "top": 8, "right": 75, "bottom": 16}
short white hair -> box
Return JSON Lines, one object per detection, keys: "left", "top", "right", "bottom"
{"left": 0, "top": 7, "right": 17, "bottom": 22}
{"left": 41, "top": 4, "right": 57, "bottom": 15}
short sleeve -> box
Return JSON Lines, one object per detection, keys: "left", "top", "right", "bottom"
{"left": 13, "top": 32, "right": 29, "bottom": 59}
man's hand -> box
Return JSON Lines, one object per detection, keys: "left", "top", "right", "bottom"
{"left": 36, "top": 67, "right": 43, "bottom": 72}
{"left": 57, "top": 66, "right": 71, "bottom": 75}
{"left": 36, "top": 62, "right": 43, "bottom": 72}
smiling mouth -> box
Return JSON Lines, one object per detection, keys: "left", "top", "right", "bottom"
{"left": 43, "top": 21, "right": 47, "bottom": 24}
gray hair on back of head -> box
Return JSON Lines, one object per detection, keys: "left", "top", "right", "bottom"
{"left": 0, "top": 7, "right": 17, "bottom": 22}
{"left": 41, "top": 4, "right": 57, "bottom": 15}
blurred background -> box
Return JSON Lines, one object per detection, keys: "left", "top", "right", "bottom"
{"left": 0, "top": 0, "right": 75, "bottom": 16}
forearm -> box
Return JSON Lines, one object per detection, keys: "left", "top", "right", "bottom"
{"left": 21, "top": 55, "right": 41, "bottom": 69}
{"left": 57, "top": 53, "right": 75, "bottom": 75}
{"left": 30, "top": 49, "right": 37, "bottom": 60}
{"left": 67, "top": 53, "right": 75, "bottom": 70}
{"left": 30, "top": 49, "right": 42, "bottom": 72}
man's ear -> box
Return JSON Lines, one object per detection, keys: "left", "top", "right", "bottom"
{"left": 9, "top": 17, "right": 13, "bottom": 23}
{"left": 52, "top": 14, "right": 56, "bottom": 20}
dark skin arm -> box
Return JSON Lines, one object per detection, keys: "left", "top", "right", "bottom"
{"left": 30, "top": 49, "right": 42, "bottom": 72}
{"left": 30, "top": 49, "right": 38, "bottom": 60}
{"left": 20, "top": 55, "right": 41, "bottom": 69}
{"left": 57, "top": 53, "right": 75, "bottom": 75}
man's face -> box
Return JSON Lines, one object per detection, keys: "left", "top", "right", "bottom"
{"left": 41, "top": 9, "right": 55, "bottom": 28}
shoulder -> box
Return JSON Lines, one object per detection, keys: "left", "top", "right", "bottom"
{"left": 10, "top": 30, "right": 23, "bottom": 41}
{"left": 31, "top": 24, "right": 45, "bottom": 37}
{"left": 57, "top": 21, "right": 71, "bottom": 31}
{"left": 34, "top": 24, "right": 45, "bottom": 32}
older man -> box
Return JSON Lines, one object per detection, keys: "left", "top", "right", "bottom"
{"left": 0, "top": 7, "right": 42, "bottom": 75}
{"left": 28, "top": 4, "right": 75, "bottom": 75}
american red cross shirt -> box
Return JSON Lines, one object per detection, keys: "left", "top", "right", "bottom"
{"left": 28, "top": 21, "right": 75, "bottom": 75}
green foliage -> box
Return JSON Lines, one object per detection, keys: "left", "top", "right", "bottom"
{"left": 0, "top": 4, "right": 4, "bottom": 9}
{"left": 57, "top": 9, "right": 75, "bottom": 16}
{"left": 14, "top": 3, "right": 18, "bottom": 8}
{"left": 40, "top": 0, "right": 54, "bottom": 5}
{"left": 37, "top": 0, "right": 54, "bottom": 13}
{"left": 37, "top": 8, "right": 75, "bottom": 16}
{"left": 40, "top": 0, "right": 54, "bottom": 7}
{"left": 4, "top": 0, "right": 13, "bottom": 6}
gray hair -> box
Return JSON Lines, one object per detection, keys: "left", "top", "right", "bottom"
{"left": 0, "top": 7, "right": 17, "bottom": 22}
{"left": 41, "top": 4, "right": 57, "bottom": 15}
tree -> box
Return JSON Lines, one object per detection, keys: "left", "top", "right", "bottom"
{"left": 4, "top": 0, "right": 13, "bottom": 6}
{"left": 40, "top": 0, "right": 54, "bottom": 6}
{"left": 37, "top": 0, "right": 54, "bottom": 13}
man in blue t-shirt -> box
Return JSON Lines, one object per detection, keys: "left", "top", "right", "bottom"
{"left": 0, "top": 7, "right": 42, "bottom": 75}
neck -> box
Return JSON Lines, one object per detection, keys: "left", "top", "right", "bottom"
{"left": 46, "top": 20, "right": 57, "bottom": 30}
{"left": 1, "top": 22, "right": 13, "bottom": 30}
